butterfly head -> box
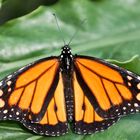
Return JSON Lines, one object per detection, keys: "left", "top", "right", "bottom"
{"left": 60, "top": 45, "right": 73, "bottom": 72}
{"left": 61, "top": 45, "right": 72, "bottom": 56}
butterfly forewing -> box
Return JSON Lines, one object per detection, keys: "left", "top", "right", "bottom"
{"left": 0, "top": 57, "right": 68, "bottom": 136}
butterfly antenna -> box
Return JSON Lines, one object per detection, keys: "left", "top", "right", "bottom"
{"left": 68, "top": 19, "right": 87, "bottom": 46}
{"left": 53, "top": 13, "right": 66, "bottom": 46}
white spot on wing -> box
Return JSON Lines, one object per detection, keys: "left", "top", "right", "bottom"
{"left": 0, "top": 99, "right": 5, "bottom": 108}
{"left": 16, "top": 112, "right": 20, "bottom": 116}
{"left": 3, "top": 110, "right": 8, "bottom": 114}
{"left": 0, "top": 82, "right": 2, "bottom": 86}
{"left": 134, "top": 103, "right": 139, "bottom": 107}
{"left": 128, "top": 82, "right": 131, "bottom": 86}
{"left": 0, "top": 90, "right": 3, "bottom": 97}
{"left": 7, "top": 75, "right": 12, "bottom": 79}
{"left": 123, "top": 107, "right": 126, "bottom": 110}
{"left": 8, "top": 88, "right": 12, "bottom": 92}
{"left": 127, "top": 76, "right": 132, "bottom": 80}
{"left": 137, "top": 83, "right": 140, "bottom": 90}
{"left": 7, "top": 81, "right": 12, "bottom": 86}
{"left": 136, "top": 93, "right": 140, "bottom": 101}
{"left": 137, "top": 76, "right": 140, "bottom": 80}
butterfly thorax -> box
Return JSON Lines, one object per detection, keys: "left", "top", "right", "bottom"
{"left": 60, "top": 45, "right": 73, "bottom": 74}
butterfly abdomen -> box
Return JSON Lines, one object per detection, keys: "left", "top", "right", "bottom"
{"left": 63, "top": 74, "right": 74, "bottom": 121}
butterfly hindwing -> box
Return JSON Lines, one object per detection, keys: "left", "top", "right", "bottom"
{"left": 74, "top": 55, "right": 140, "bottom": 119}
{"left": 74, "top": 117, "right": 120, "bottom": 135}
{"left": 0, "top": 57, "right": 68, "bottom": 136}
{"left": 73, "top": 72, "right": 120, "bottom": 134}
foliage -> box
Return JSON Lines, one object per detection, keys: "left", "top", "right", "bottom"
{"left": 0, "top": 0, "right": 140, "bottom": 139}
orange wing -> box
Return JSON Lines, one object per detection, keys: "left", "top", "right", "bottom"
{"left": 73, "top": 71, "right": 120, "bottom": 134}
{"left": 74, "top": 56, "right": 140, "bottom": 120}
{"left": 0, "top": 57, "right": 68, "bottom": 136}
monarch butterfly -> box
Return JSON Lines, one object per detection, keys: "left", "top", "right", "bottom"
{"left": 0, "top": 44, "right": 139, "bottom": 136}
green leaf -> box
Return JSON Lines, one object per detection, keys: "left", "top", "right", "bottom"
{"left": 0, "top": 0, "right": 2, "bottom": 8}
{"left": 0, "top": 0, "right": 58, "bottom": 25}
{"left": 0, "top": 0, "right": 140, "bottom": 139}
